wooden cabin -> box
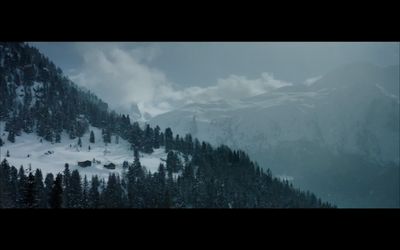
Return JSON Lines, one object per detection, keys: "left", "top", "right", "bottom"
{"left": 104, "top": 163, "right": 116, "bottom": 170}
{"left": 78, "top": 160, "right": 92, "bottom": 167}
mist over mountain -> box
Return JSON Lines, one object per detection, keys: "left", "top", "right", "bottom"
{"left": 1, "top": 41, "right": 398, "bottom": 208}
{"left": 150, "top": 62, "right": 400, "bottom": 207}
{"left": 0, "top": 42, "right": 334, "bottom": 209}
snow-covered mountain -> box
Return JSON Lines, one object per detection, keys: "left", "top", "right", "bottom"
{"left": 1, "top": 42, "right": 337, "bottom": 209}
{"left": 0, "top": 42, "right": 168, "bottom": 180}
{"left": 0, "top": 42, "right": 396, "bottom": 208}
{"left": 150, "top": 63, "right": 400, "bottom": 207}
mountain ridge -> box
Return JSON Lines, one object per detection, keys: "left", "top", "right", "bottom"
{"left": 0, "top": 42, "right": 334, "bottom": 208}
{"left": 150, "top": 62, "right": 400, "bottom": 207}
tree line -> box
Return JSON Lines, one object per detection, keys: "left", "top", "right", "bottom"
{"left": 0, "top": 141, "right": 333, "bottom": 208}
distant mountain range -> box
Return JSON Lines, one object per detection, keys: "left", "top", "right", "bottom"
{"left": 150, "top": 63, "right": 400, "bottom": 207}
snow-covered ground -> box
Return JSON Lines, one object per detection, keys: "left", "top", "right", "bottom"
{"left": 0, "top": 122, "right": 167, "bottom": 179}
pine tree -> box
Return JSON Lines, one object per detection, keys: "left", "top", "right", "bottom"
{"left": 164, "top": 128, "right": 173, "bottom": 152}
{"left": 62, "top": 163, "right": 71, "bottom": 207}
{"left": 163, "top": 189, "right": 172, "bottom": 208}
{"left": 166, "top": 151, "right": 181, "bottom": 173}
{"left": 127, "top": 165, "right": 135, "bottom": 207}
{"left": 120, "top": 177, "right": 128, "bottom": 207}
{"left": 44, "top": 125, "right": 53, "bottom": 142}
{"left": 184, "top": 134, "right": 193, "bottom": 156}
{"left": 105, "top": 130, "right": 111, "bottom": 144}
{"left": 7, "top": 130, "right": 15, "bottom": 143}
{"left": 127, "top": 159, "right": 145, "bottom": 208}
{"left": 129, "top": 122, "right": 143, "bottom": 150}
{"left": 193, "top": 165, "right": 207, "bottom": 208}
{"left": 157, "top": 163, "right": 166, "bottom": 187}
{"left": 134, "top": 147, "right": 141, "bottom": 168}
{"left": 143, "top": 124, "right": 154, "bottom": 154}
{"left": 34, "top": 169, "right": 46, "bottom": 208}
{"left": 69, "top": 170, "right": 82, "bottom": 208}
{"left": 153, "top": 126, "right": 160, "bottom": 149}
{"left": 194, "top": 138, "right": 201, "bottom": 153}
{"left": 89, "top": 130, "right": 95, "bottom": 143}
{"left": 55, "top": 132, "right": 61, "bottom": 143}
{"left": 44, "top": 173, "right": 54, "bottom": 208}
{"left": 88, "top": 175, "right": 100, "bottom": 208}
{"left": 6, "top": 150, "right": 10, "bottom": 157}
{"left": 103, "top": 174, "right": 122, "bottom": 208}
{"left": 8, "top": 166, "right": 18, "bottom": 208}
{"left": 102, "top": 128, "right": 111, "bottom": 144}
{"left": 0, "top": 137, "right": 4, "bottom": 147}
{"left": 0, "top": 160, "right": 9, "bottom": 208}
{"left": 23, "top": 172, "right": 38, "bottom": 208}
{"left": 155, "top": 163, "right": 166, "bottom": 207}
{"left": 78, "top": 137, "right": 82, "bottom": 148}
{"left": 181, "top": 163, "right": 195, "bottom": 207}
{"left": 175, "top": 134, "right": 181, "bottom": 152}
{"left": 4, "top": 120, "right": 12, "bottom": 132}
{"left": 82, "top": 175, "right": 89, "bottom": 208}
{"left": 159, "top": 132, "right": 165, "bottom": 147}
{"left": 49, "top": 174, "right": 63, "bottom": 208}
{"left": 17, "top": 166, "right": 27, "bottom": 208}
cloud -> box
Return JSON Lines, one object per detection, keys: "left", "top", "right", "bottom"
{"left": 303, "top": 76, "right": 322, "bottom": 86}
{"left": 69, "top": 44, "right": 174, "bottom": 116}
{"left": 68, "top": 43, "right": 291, "bottom": 118}
{"left": 180, "top": 73, "right": 291, "bottom": 103}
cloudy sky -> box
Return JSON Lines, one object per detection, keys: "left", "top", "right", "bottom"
{"left": 30, "top": 42, "right": 399, "bottom": 117}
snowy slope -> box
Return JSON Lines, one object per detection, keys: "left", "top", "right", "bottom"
{"left": 149, "top": 63, "right": 400, "bottom": 207}
{"left": 0, "top": 122, "right": 167, "bottom": 179}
